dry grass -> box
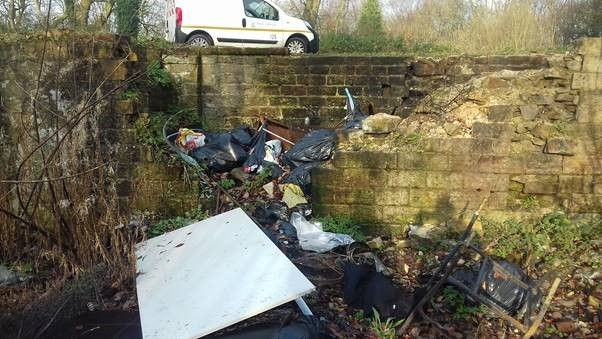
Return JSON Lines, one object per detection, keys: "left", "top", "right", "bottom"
{"left": 0, "top": 32, "right": 144, "bottom": 328}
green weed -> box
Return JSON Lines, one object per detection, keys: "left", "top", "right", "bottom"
{"left": 147, "top": 208, "right": 209, "bottom": 237}
{"left": 120, "top": 89, "right": 142, "bottom": 102}
{"left": 481, "top": 213, "right": 601, "bottom": 268}
{"left": 521, "top": 195, "right": 538, "bottom": 210}
{"left": 318, "top": 215, "right": 365, "bottom": 241}
{"left": 242, "top": 168, "right": 272, "bottom": 192}
{"left": 146, "top": 61, "right": 172, "bottom": 88}
{"left": 368, "top": 308, "right": 403, "bottom": 339}
{"left": 441, "top": 286, "right": 482, "bottom": 321}
{"left": 218, "top": 178, "right": 236, "bottom": 190}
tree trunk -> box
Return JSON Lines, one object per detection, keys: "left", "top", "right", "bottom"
{"left": 302, "top": 0, "right": 321, "bottom": 28}
{"left": 76, "top": 0, "right": 94, "bottom": 27}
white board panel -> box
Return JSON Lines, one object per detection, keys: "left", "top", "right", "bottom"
{"left": 135, "top": 208, "right": 315, "bottom": 339}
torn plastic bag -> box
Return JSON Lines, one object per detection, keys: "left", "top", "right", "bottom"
{"left": 343, "top": 262, "right": 413, "bottom": 319}
{"left": 282, "top": 184, "right": 308, "bottom": 208}
{"left": 264, "top": 139, "right": 282, "bottom": 164}
{"left": 283, "top": 162, "right": 320, "bottom": 195}
{"left": 243, "top": 125, "right": 268, "bottom": 173}
{"left": 451, "top": 259, "right": 534, "bottom": 315}
{"left": 230, "top": 126, "right": 254, "bottom": 148}
{"left": 206, "top": 315, "right": 322, "bottom": 339}
{"left": 191, "top": 133, "right": 248, "bottom": 172}
{"left": 284, "top": 130, "right": 336, "bottom": 168}
{"left": 342, "top": 88, "right": 366, "bottom": 130}
{"left": 290, "top": 212, "right": 354, "bottom": 253}
{"left": 176, "top": 128, "right": 206, "bottom": 151}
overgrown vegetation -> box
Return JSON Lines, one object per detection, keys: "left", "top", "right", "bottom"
{"left": 147, "top": 208, "right": 209, "bottom": 237}
{"left": 481, "top": 213, "right": 602, "bottom": 269}
{"left": 440, "top": 286, "right": 482, "bottom": 321}
{"left": 242, "top": 168, "right": 272, "bottom": 192}
{"left": 319, "top": 215, "right": 365, "bottom": 241}
{"left": 368, "top": 308, "right": 404, "bottom": 339}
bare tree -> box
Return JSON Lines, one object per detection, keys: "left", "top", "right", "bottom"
{"left": 302, "top": 0, "right": 321, "bottom": 27}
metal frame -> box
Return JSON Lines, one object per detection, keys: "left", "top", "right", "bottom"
{"left": 399, "top": 197, "right": 560, "bottom": 338}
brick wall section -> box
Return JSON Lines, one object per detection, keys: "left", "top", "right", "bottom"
{"left": 0, "top": 34, "right": 198, "bottom": 218}
{"left": 312, "top": 38, "right": 602, "bottom": 231}
{"left": 164, "top": 49, "right": 552, "bottom": 129}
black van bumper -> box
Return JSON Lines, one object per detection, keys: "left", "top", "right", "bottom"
{"left": 308, "top": 27, "right": 319, "bottom": 53}
{"left": 175, "top": 27, "right": 187, "bottom": 43}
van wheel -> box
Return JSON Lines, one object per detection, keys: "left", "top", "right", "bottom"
{"left": 187, "top": 33, "right": 213, "bottom": 47}
{"left": 286, "top": 37, "right": 308, "bottom": 54}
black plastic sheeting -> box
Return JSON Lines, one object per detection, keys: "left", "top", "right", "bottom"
{"left": 283, "top": 163, "right": 321, "bottom": 196}
{"left": 343, "top": 262, "right": 413, "bottom": 319}
{"left": 243, "top": 126, "right": 268, "bottom": 173}
{"left": 206, "top": 316, "right": 324, "bottom": 339}
{"left": 284, "top": 130, "right": 336, "bottom": 168}
{"left": 451, "top": 259, "right": 537, "bottom": 316}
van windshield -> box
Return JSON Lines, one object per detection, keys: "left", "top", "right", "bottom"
{"left": 243, "top": 0, "right": 279, "bottom": 21}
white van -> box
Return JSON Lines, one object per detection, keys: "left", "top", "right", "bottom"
{"left": 165, "top": 0, "right": 319, "bottom": 54}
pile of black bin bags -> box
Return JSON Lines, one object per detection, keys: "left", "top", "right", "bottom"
{"left": 189, "top": 125, "right": 336, "bottom": 196}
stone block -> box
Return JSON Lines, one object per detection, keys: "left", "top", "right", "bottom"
{"left": 563, "top": 156, "right": 602, "bottom": 174}
{"left": 374, "top": 189, "right": 410, "bottom": 206}
{"left": 566, "top": 194, "right": 602, "bottom": 213}
{"left": 349, "top": 205, "right": 383, "bottom": 224}
{"left": 572, "top": 73, "right": 598, "bottom": 90}
{"left": 482, "top": 76, "right": 509, "bottom": 88}
{"left": 332, "top": 152, "right": 397, "bottom": 169}
{"left": 554, "top": 92, "right": 575, "bottom": 102}
{"left": 512, "top": 175, "right": 559, "bottom": 194}
{"left": 485, "top": 192, "right": 509, "bottom": 210}
{"left": 362, "top": 113, "right": 402, "bottom": 134}
{"left": 488, "top": 105, "right": 515, "bottom": 122}
{"left": 594, "top": 176, "right": 602, "bottom": 194}
{"left": 411, "top": 59, "right": 444, "bottom": 76}
{"left": 334, "top": 189, "right": 376, "bottom": 205}
{"left": 397, "top": 153, "right": 449, "bottom": 171}
{"left": 576, "top": 91, "right": 602, "bottom": 123}
{"left": 559, "top": 175, "right": 588, "bottom": 193}
{"left": 565, "top": 56, "right": 583, "bottom": 71}
{"left": 520, "top": 105, "right": 541, "bottom": 120}
{"left": 470, "top": 139, "right": 511, "bottom": 155}
{"left": 99, "top": 60, "right": 128, "bottom": 81}
{"left": 477, "top": 155, "right": 525, "bottom": 174}
{"left": 582, "top": 55, "right": 602, "bottom": 73}
{"left": 544, "top": 138, "right": 577, "bottom": 156}
{"left": 409, "top": 189, "right": 451, "bottom": 208}
{"left": 426, "top": 172, "right": 464, "bottom": 189}
{"left": 449, "top": 155, "right": 480, "bottom": 172}
{"left": 341, "top": 168, "right": 388, "bottom": 187}
{"left": 388, "top": 170, "right": 427, "bottom": 188}
{"left": 578, "top": 38, "right": 602, "bottom": 57}
{"left": 463, "top": 173, "right": 509, "bottom": 192}
{"left": 472, "top": 122, "right": 515, "bottom": 139}
{"left": 524, "top": 153, "right": 563, "bottom": 174}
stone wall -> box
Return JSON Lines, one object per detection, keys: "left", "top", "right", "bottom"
{"left": 0, "top": 33, "right": 197, "bottom": 222}
{"left": 164, "top": 50, "right": 552, "bottom": 129}
{"left": 311, "top": 38, "right": 602, "bottom": 232}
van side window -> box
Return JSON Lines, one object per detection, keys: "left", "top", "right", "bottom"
{"left": 243, "top": 0, "right": 279, "bottom": 21}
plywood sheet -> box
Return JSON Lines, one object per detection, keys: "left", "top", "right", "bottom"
{"left": 135, "top": 208, "right": 315, "bottom": 339}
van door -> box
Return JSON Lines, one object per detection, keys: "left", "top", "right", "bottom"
{"left": 165, "top": 0, "right": 176, "bottom": 41}
{"left": 241, "top": 0, "right": 281, "bottom": 47}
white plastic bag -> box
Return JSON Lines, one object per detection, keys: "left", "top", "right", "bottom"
{"left": 264, "top": 139, "right": 282, "bottom": 164}
{"left": 290, "top": 212, "right": 354, "bottom": 253}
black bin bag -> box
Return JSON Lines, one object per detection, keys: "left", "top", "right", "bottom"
{"left": 191, "top": 133, "right": 248, "bottom": 172}
{"left": 284, "top": 130, "right": 336, "bottom": 168}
